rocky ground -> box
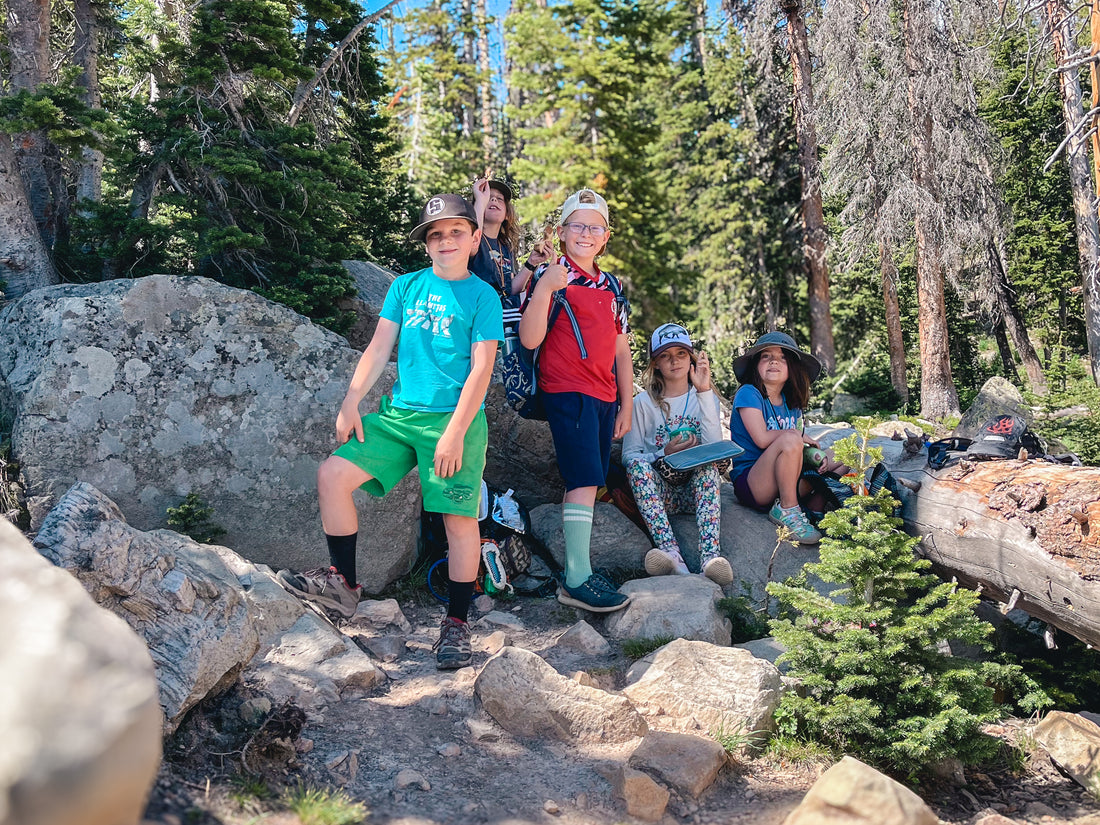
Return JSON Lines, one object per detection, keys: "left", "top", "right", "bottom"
{"left": 140, "top": 589, "right": 1100, "bottom": 825}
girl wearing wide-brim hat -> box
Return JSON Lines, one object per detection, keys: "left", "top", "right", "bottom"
{"left": 727, "top": 332, "right": 847, "bottom": 544}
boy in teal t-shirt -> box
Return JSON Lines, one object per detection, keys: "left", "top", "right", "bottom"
{"left": 277, "top": 193, "right": 504, "bottom": 669}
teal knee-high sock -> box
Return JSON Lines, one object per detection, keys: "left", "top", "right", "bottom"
{"left": 562, "top": 503, "right": 594, "bottom": 588}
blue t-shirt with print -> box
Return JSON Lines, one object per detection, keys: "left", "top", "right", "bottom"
{"left": 381, "top": 267, "right": 504, "bottom": 412}
{"left": 729, "top": 384, "right": 803, "bottom": 476}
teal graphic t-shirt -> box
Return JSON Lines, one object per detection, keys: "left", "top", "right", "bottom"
{"left": 381, "top": 267, "right": 504, "bottom": 412}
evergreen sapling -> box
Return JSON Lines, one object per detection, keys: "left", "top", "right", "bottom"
{"left": 766, "top": 427, "right": 1048, "bottom": 776}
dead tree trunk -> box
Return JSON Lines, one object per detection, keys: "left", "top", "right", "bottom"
{"left": 1046, "top": 0, "right": 1100, "bottom": 383}
{"left": 990, "top": 238, "right": 1047, "bottom": 395}
{"left": 74, "top": 0, "right": 104, "bottom": 210}
{"left": 779, "top": 0, "right": 836, "bottom": 375}
{"left": 894, "top": 460, "right": 1100, "bottom": 650}
{"left": 477, "top": 0, "right": 494, "bottom": 169}
{"left": 880, "top": 237, "right": 909, "bottom": 407}
{"left": 906, "top": 0, "right": 959, "bottom": 420}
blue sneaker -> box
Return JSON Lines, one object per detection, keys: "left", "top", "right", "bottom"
{"left": 557, "top": 574, "right": 630, "bottom": 613}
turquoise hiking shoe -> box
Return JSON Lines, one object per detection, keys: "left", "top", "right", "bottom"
{"left": 768, "top": 500, "right": 823, "bottom": 545}
{"left": 557, "top": 574, "right": 630, "bottom": 613}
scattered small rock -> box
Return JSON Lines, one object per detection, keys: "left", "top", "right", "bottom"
{"left": 480, "top": 610, "right": 525, "bottom": 630}
{"left": 360, "top": 635, "right": 407, "bottom": 662}
{"left": 481, "top": 630, "right": 508, "bottom": 654}
{"left": 554, "top": 620, "right": 611, "bottom": 656}
{"left": 238, "top": 697, "right": 272, "bottom": 725}
{"left": 437, "top": 743, "right": 462, "bottom": 757}
{"left": 474, "top": 595, "right": 495, "bottom": 613}
{"left": 351, "top": 598, "right": 412, "bottom": 632}
{"left": 395, "top": 768, "right": 430, "bottom": 791}
{"left": 543, "top": 799, "right": 561, "bottom": 814}
{"left": 466, "top": 717, "right": 501, "bottom": 742}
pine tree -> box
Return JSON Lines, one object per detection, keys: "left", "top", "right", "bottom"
{"left": 62, "top": 0, "right": 412, "bottom": 329}
{"left": 504, "top": 0, "right": 682, "bottom": 331}
{"left": 767, "top": 432, "right": 1049, "bottom": 775}
{"left": 388, "top": 0, "right": 495, "bottom": 196}
{"left": 980, "top": 27, "right": 1083, "bottom": 366}
{"left": 651, "top": 10, "right": 802, "bottom": 391}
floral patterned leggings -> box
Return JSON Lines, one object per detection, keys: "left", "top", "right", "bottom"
{"left": 624, "top": 458, "right": 722, "bottom": 559}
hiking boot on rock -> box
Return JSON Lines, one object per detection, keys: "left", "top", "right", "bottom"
{"left": 434, "top": 616, "right": 472, "bottom": 669}
{"left": 700, "top": 552, "right": 734, "bottom": 586}
{"left": 276, "top": 566, "right": 361, "bottom": 618}
{"left": 768, "top": 500, "right": 823, "bottom": 545}
{"left": 557, "top": 573, "right": 630, "bottom": 613}
{"left": 644, "top": 547, "right": 690, "bottom": 577}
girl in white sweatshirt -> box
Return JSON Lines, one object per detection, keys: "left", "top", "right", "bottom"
{"left": 621, "top": 323, "right": 732, "bottom": 585}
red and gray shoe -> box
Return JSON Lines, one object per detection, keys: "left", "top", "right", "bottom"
{"left": 276, "top": 566, "right": 361, "bottom": 618}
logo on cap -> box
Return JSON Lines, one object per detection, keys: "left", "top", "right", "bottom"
{"left": 426, "top": 197, "right": 445, "bottom": 216}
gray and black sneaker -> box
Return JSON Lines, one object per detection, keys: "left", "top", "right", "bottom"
{"left": 276, "top": 566, "right": 361, "bottom": 618}
{"left": 434, "top": 617, "right": 472, "bottom": 669}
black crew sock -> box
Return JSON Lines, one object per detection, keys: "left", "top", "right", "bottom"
{"left": 325, "top": 532, "right": 358, "bottom": 588}
{"left": 446, "top": 579, "right": 476, "bottom": 623}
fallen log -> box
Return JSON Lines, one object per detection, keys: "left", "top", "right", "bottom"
{"left": 891, "top": 459, "right": 1100, "bottom": 649}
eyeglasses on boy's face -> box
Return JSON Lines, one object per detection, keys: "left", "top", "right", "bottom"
{"left": 563, "top": 222, "right": 609, "bottom": 237}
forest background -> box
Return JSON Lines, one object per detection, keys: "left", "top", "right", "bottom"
{"left": 4, "top": 0, "right": 1100, "bottom": 451}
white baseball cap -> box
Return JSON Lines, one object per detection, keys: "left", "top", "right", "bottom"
{"left": 559, "top": 189, "right": 609, "bottom": 226}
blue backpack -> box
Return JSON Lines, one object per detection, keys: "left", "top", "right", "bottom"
{"left": 502, "top": 268, "right": 626, "bottom": 420}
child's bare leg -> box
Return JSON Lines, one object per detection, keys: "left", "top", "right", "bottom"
{"left": 747, "top": 430, "right": 803, "bottom": 509}
{"left": 441, "top": 513, "right": 480, "bottom": 583}
{"left": 317, "top": 455, "right": 372, "bottom": 535}
{"left": 562, "top": 486, "right": 597, "bottom": 587}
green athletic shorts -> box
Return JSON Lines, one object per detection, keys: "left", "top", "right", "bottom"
{"left": 333, "top": 396, "right": 487, "bottom": 518}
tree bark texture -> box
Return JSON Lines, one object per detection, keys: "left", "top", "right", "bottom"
{"left": 1046, "top": 0, "right": 1100, "bottom": 382}
{"left": 905, "top": 0, "right": 959, "bottom": 420}
{"left": 7, "top": 0, "right": 57, "bottom": 250}
{"left": 781, "top": 0, "right": 836, "bottom": 375}
{"left": 0, "top": 133, "right": 55, "bottom": 298}
{"left": 879, "top": 238, "right": 909, "bottom": 406}
{"left": 895, "top": 459, "right": 1100, "bottom": 650}
{"left": 74, "top": 0, "right": 104, "bottom": 208}
{"left": 477, "top": 0, "right": 494, "bottom": 169}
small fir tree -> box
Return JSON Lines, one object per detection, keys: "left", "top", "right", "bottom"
{"left": 767, "top": 428, "right": 1048, "bottom": 776}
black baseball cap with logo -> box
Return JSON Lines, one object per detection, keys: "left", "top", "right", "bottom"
{"left": 408, "top": 193, "right": 479, "bottom": 242}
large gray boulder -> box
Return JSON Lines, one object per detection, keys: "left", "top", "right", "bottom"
{"left": 623, "top": 639, "right": 783, "bottom": 740}
{"left": 1, "top": 518, "right": 162, "bottom": 825}
{"left": 782, "top": 756, "right": 938, "bottom": 825}
{"left": 474, "top": 645, "right": 648, "bottom": 743}
{"left": 605, "top": 576, "right": 732, "bottom": 645}
{"left": 0, "top": 274, "right": 418, "bottom": 591}
{"left": 33, "top": 481, "right": 383, "bottom": 729}
{"left": 530, "top": 500, "right": 652, "bottom": 572}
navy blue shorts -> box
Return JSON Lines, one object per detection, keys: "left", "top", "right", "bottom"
{"left": 543, "top": 391, "right": 618, "bottom": 491}
{"left": 732, "top": 467, "right": 769, "bottom": 512}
